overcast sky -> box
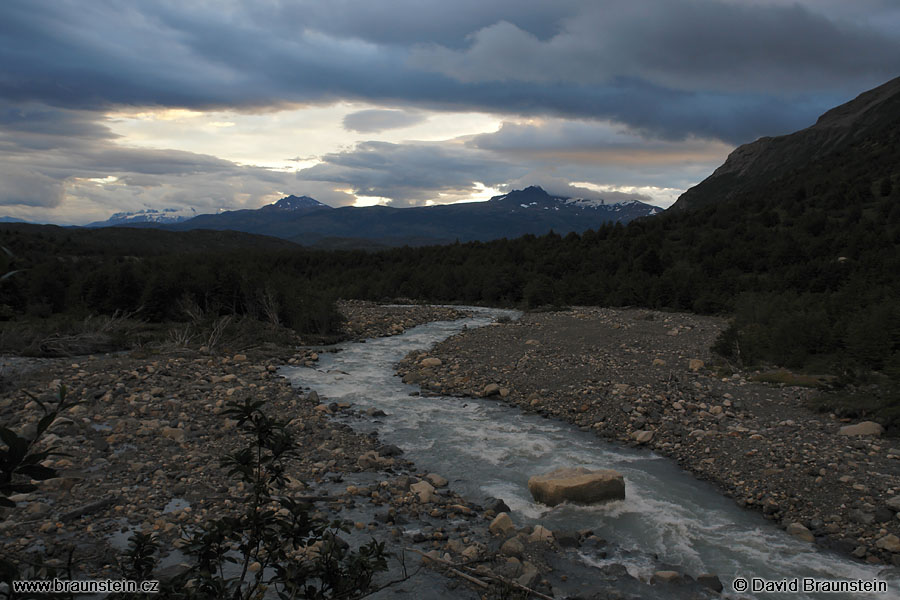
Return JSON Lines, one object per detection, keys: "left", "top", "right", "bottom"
{"left": 2, "top": 0, "right": 898, "bottom": 224}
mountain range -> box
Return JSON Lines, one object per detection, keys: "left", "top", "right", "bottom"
{"left": 90, "top": 188, "right": 660, "bottom": 248}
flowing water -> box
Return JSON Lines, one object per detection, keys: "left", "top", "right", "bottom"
{"left": 282, "top": 308, "right": 899, "bottom": 599}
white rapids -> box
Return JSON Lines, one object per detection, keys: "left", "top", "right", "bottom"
{"left": 282, "top": 308, "right": 899, "bottom": 600}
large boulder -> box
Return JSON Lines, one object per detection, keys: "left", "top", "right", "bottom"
{"left": 527, "top": 467, "right": 625, "bottom": 507}
{"left": 838, "top": 421, "right": 884, "bottom": 436}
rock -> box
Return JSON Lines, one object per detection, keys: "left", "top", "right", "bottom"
{"left": 484, "top": 497, "right": 511, "bottom": 514}
{"left": 517, "top": 561, "right": 540, "bottom": 588}
{"left": 839, "top": 421, "right": 884, "bottom": 436}
{"left": 887, "top": 496, "right": 900, "bottom": 513}
{"left": 366, "top": 407, "right": 387, "bottom": 417}
{"left": 161, "top": 427, "right": 186, "bottom": 443}
{"left": 528, "top": 467, "right": 625, "bottom": 507}
{"left": 652, "top": 358, "right": 666, "bottom": 366}
{"left": 232, "top": 354, "right": 247, "bottom": 362}
{"left": 875, "top": 534, "right": 900, "bottom": 553}
{"left": 357, "top": 451, "right": 393, "bottom": 470}
{"left": 697, "top": 574, "right": 723, "bottom": 592}
{"left": 849, "top": 509, "right": 875, "bottom": 525}
{"left": 632, "top": 430, "right": 654, "bottom": 444}
{"left": 420, "top": 357, "right": 442, "bottom": 368}
{"left": 461, "top": 545, "right": 481, "bottom": 561}
{"left": 25, "top": 502, "right": 51, "bottom": 516}
{"left": 410, "top": 480, "right": 436, "bottom": 503}
{"left": 786, "top": 522, "right": 814, "bottom": 542}
{"left": 688, "top": 359, "right": 704, "bottom": 372}
{"left": 483, "top": 383, "right": 501, "bottom": 397}
{"left": 500, "top": 536, "right": 525, "bottom": 558}
{"left": 652, "top": 571, "right": 682, "bottom": 584}
{"left": 489, "top": 512, "right": 515, "bottom": 536}
{"left": 307, "top": 390, "right": 319, "bottom": 403}
{"left": 425, "top": 473, "right": 448, "bottom": 488}
{"left": 376, "top": 444, "right": 403, "bottom": 457}
{"left": 555, "top": 530, "right": 581, "bottom": 548}
{"left": 527, "top": 525, "right": 554, "bottom": 544}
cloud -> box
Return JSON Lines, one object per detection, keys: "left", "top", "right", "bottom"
{"left": 2, "top": 1, "right": 898, "bottom": 143}
{"left": 408, "top": 1, "right": 900, "bottom": 94}
{"left": 343, "top": 109, "right": 425, "bottom": 133}
{"left": 3, "top": 0, "right": 900, "bottom": 219}
{"left": 0, "top": 101, "right": 306, "bottom": 223}
{"left": 0, "top": 166, "right": 64, "bottom": 208}
{"left": 297, "top": 140, "right": 526, "bottom": 206}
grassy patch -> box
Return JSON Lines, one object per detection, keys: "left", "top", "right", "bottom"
{"left": 750, "top": 368, "right": 835, "bottom": 388}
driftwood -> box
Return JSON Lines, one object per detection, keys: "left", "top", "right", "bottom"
{"left": 405, "top": 548, "right": 488, "bottom": 589}
{"left": 405, "top": 547, "right": 555, "bottom": 599}
{"left": 60, "top": 496, "right": 118, "bottom": 522}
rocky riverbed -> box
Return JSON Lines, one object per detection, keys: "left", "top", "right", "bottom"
{"left": 1, "top": 302, "right": 721, "bottom": 599}
{"left": 397, "top": 307, "right": 900, "bottom": 568}
{"left": 0, "top": 304, "right": 497, "bottom": 591}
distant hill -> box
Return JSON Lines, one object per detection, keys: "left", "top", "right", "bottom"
{"left": 0, "top": 223, "right": 300, "bottom": 257}
{"left": 671, "top": 76, "right": 900, "bottom": 212}
{"left": 160, "top": 186, "right": 659, "bottom": 246}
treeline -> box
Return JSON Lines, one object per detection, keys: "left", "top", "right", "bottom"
{"left": 0, "top": 228, "right": 341, "bottom": 336}
{"left": 2, "top": 141, "right": 899, "bottom": 382}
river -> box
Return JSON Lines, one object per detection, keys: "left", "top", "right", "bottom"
{"left": 282, "top": 308, "right": 899, "bottom": 599}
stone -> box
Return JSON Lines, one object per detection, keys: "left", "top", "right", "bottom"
{"left": 161, "top": 427, "right": 186, "bottom": 443}
{"left": 307, "top": 390, "right": 319, "bottom": 403}
{"left": 517, "top": 561, "right": 540, "bottom": 588}
{"left": 410, "top": 480, "right": 436, "bottom": 504}
{"left": 420, "top": 357, "right": 442, "bottom": 368}
{"left": 484, "top": 497, "right": 511, "bottom": 514}
{"left": 489, "top": 512, "right": 515, "bottom": 536}
{"left": 527, "top": 467, "right": 625, "bottom": 507}
{"left": 652, "top": 358, "right": 666, "bottom": 366}
{"left": 688, "top": 359, "right": 704, "bottom": 371}
{"left": 697, "top": 574, "right": 723, "bottom": 593}
{"left": 839, "top": 421, "right": 884, "bottom": 436}
{"left": 849, "top": 509, "right": 875, "bottom": 525}
{"left": 632, "top": 430, "right": 654, "bottom": 444}
{"left": 483, "top": 383, "right": 501, "bottom": 397}
{"left": 886, "top": 496, "right": 900, "bottom": 513}
{"left": 500, "top": 536, "right": 525, "bottom": 558}
{"left": 461, "top": 545, "right": 480, "bottom": 561}
{"left": 875, "top": 534, "right": 900, "bottom": 553}
{"left": 527, "top": 525, "right": 554, "bottom": 544}
{"left": 425, "top": 473, "right": 448, "bottom": 488}
{"left": 357, "top": 451, "right": 392, "bottom": 470}
{"left": 652, "top": 571, "right": 682, "bottom": 584}
{"left": 786, "top": 522, "right": 814, "bottom": 542}
{"left": 232, "top": 354, "right": 247, "bottom": 362}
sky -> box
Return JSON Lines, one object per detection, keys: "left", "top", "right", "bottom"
{"left": 1, "top": 0, "right": 899, "bottom": 224}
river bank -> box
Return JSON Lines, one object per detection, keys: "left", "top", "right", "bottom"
{"left": 0, "top": 302, "right": 729, "bottom": 599}
{"left": 396, "top": 306, "right": 900, "bottom": 569}
{"left": 0, "top": 303, "right": 500, "bottom": 592}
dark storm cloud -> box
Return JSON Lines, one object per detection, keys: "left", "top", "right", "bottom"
{"left": 297, "top": 141, "right": 526, "bottom": 206}
{"left": 343, "top": 109, "right": 426, "bottom": 133}
{"left": 3, "top": 1, "right": 899, "bottom": 143}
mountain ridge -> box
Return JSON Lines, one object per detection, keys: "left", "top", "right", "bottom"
{"left": 100, "top": 185, "right": 659, "bottom": 247}
{"left": 671, "top": 75, "right": 900, "bottom": 211}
